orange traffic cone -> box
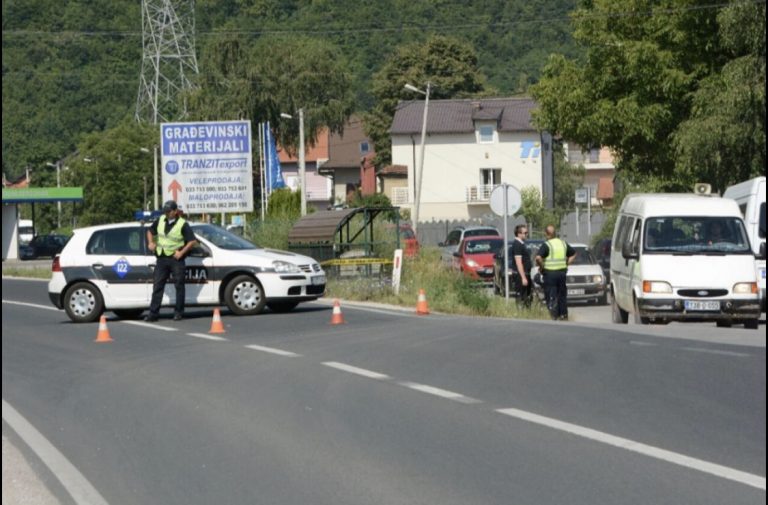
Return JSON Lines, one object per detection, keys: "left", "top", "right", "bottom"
{"left": 94, "top": 315, "right": 113, "bottom": 343}
{"left": 330, "top": 299, "right": 346, "bottom": 325}
{"left": 416, "top": 288, "right": 430, "bottom": 315}
{"left": 209, "top": 308, "right": 226, "bottom": 334}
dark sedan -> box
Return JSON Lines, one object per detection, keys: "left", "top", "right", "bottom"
{"left": 21, "top": 234, "right": 69, "bottom": 260}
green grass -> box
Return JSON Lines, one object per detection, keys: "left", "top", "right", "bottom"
{"left": 2, "top": 267, "right": 52, "bottom": 279}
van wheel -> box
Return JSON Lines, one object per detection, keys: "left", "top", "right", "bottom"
{"left": 63, "top": 282, "right": 104, "bottom": 323}
{"left": 716, "top": 319, "right": 732, "bottom": 328}
{"left": 744, "top": 319, "right": 759, "bottom": 330}
{"left": 612, "top": 293, "right": 628, "bottom": 324}
{"left": 633, "top": 297, "right": 650, "bottom": 325}
{"left": 224, "top": 275, "right": 266, "bottom": 315}
{"left": 113, "top": 309, "right": 145, "bottom": 320}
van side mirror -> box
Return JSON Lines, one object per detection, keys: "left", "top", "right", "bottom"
{"left": 622, "top": 241, "right": 639, "bottom": 260}
{"left": 759, "top": 242, "right": 766, "bottom": 261}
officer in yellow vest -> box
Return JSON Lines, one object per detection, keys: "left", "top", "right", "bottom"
{"left": 145, "top": 200, "right": 198, "bottom": 321}
{"left": 535, "top": 224, "right": 576, "bottom": 320}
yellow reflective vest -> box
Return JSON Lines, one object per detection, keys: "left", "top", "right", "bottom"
{"left": 543, "top": 238, "right": 568, "bottom": 271}
{"left": 155, "top": 216, "right": 186, "bottom": 256}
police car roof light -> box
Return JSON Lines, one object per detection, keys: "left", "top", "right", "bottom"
{"left": 134, "top": 210, "right": 163, "bottom": 221}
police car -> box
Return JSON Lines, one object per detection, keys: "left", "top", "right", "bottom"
{"left": 48, "top": 221, "right": 326, "bottom": 322}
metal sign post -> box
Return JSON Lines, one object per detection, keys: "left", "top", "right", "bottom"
{"left": 490, "top": 184, "right": 522, "bottom": 303}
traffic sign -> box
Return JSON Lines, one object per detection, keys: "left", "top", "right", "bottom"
{"left": 575, "top": 188, "right": 589, "bottom": 204}
{"left": 490, "top": 184, "right": 521, "bottom": 217}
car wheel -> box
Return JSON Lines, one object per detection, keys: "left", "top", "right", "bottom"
{"left": 63, "top": 282, "right": 104, "bottom": 323}
{"left": 113, "top": 309, "right": 145, "bottom": 320}
{"left": 267, "top": 302, "right": 299, "bottom": 313}
{"left": 744, "top": 319, "right": 759, "bottom": 330}
{"left": 611, "top": 292, "right": 628, "bottom": 324}
{"left": 224, "top": 274, "right": 266, "bottom": 315}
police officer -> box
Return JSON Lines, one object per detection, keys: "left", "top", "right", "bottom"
{"left": 145, "top": 200, "right": 198, "bottom": 321}
{"left": 535, "top": 224, "right": 575, "bottom": 320}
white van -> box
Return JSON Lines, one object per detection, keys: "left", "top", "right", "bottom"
{"left": 610, "top": 194, "right": 762, "bottom": 329}
{"left": 18, "top": 219, "right": 34, "bottom": 245}
{"left": 723, "top": 177, "right": 766, "bottom": 312}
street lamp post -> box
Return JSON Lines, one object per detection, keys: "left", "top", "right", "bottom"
{"left": 46, "top": 161, "right": 61, "bottom": 228}
{"left": 280, "top": 110, "right": 307, "bottom": 216}
{"left": 404, "top": 82, "right": 431, "bottom": 234}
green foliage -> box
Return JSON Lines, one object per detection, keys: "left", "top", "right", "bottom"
{"left": 266, "top": 188, "right": 302, "bottom": 220}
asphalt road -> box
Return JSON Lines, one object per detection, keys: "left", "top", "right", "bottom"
{"left": 2, "top": 278, "right": 765, "bottom": 505}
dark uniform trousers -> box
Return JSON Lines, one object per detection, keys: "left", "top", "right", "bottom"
{"left": 514, "top": 271, "right": 533, "bottom": 307}
{"left": 543, "top": 269, "right": 568, "bottom": 319}
{"left": 149, "top": 255, "right": 186, "bottom": 316}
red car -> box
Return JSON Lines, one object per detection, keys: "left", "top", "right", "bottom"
{"left": 388, "top": 223, "right": 420, "bottom": 257}
{"left": 453, "top": 235, "right": 504, "bottom": 283}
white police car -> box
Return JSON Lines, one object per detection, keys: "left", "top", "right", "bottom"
{"left": 48, "top": 222, "right": 326, "bottom": 322}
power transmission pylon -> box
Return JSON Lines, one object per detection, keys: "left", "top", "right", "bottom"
{"left": 135, "top": 0, "right": 199, "bottom": 124}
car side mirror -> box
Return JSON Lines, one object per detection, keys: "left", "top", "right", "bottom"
{"left": 189, "top": 245, "right": 211, "bottom": 258}
{"left": 622, "top": 242, "right": 639, "bottom": 260}
{"left": 453, "top": 251, "right": 460, "bottom": 257}
{"left": 759, "top": 242, "right": 766, "bottom": 261}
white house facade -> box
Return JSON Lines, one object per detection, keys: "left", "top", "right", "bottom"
{"left": 390, "top": 98, "right": 546, "bottom": 222}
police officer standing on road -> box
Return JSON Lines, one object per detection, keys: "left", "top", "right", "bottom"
{"left": 145, "top": 200, "right": 198, "bottom": 322}
{"left": 511, "top": 224, "right": 533, "bottom": 307}
{"left": 535, "top": 224, "right": 575, "bottom": 320}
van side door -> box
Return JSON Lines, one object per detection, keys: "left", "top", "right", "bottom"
{"left": 611, "top": 215, "right": 635, "bottom": 309}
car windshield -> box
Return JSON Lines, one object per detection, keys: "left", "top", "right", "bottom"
{"left": 192, "top": 224, "right": 260, "bottom": 250}
{"left": 464, "top": 238, "right": 503, "bottom": 254}
{"left": 572, "top": 247, "right": 596, "bottom": 265}
{"left": 464, "top": 228, "right": 499, "bottom": 238}
{"left": 644, "top": 216, "right": 752, "bottom": 254}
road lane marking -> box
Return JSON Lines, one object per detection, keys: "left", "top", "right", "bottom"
{"left": 681, "top": 347, "right": 751, "bottom": 358}
{"left": 399, "top": 382, "right": 481, "bottom": 404}
{"left": 2, "top": 399, "right": 111, "bottom": 505}
{"left": 2, "top": 299, "right": 58, "bottom": 311}
{"left": 122, "top": 321, "right": 178, "bottom": 331}
{"left": 322, "top": 362, "right": 390, "bottom": 380}
{"left": 496, "top": 407, "right": 766, "bottom": 490}
{"left": 244, "top": 344, "right": 301, "bottom": 357}
{"left": 187, "top": 333, "right": 229, "bottom": 342}
{"left": 629, "top": 340, "right": 658, "bottom": 347}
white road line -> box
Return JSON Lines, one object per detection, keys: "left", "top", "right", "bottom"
{"left": 2, "top": 399, "right": 111, "bottom": 505}
{"left": 399, "top": 382, "right": 481, "bottom": 404}
{"left": 681, "top": 347, "right": 751, "bottom": 358}
{"left": 629, "top": 340, "right": 658, "bottom": 347}
{"left": 122, "top": 321, "right": 178, "bottom": 332}
{"left": 322, "top": 362, "right": 390, "bottom": 380}
{"left": 2, "top": 299, "right": 58, "bottom": 311}
{"left": 187, "top": 333, "right": 228, "bottom": 342}
{"left": 496, "top": 407, "right": 766, "bottom": 491}
{"left": 244, "top": 344, "right": 301, "bottom": 357}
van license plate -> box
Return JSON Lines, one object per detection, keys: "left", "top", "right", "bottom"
{"left": 684, "top": 300, "right": 720, "bottom": 311}
{"left": 311, "top": 275, "right": 326, "bottom": 286}
{"left": 567, "top": 289, "right": 585, "bottom": 296}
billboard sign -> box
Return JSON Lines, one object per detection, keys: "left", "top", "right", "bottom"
{"left": 160, "top": 120, "right": 253, "bottom": 214}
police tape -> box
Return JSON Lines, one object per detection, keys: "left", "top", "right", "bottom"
{"left": 321, "top": 257, "right": 394, "bottom": 267}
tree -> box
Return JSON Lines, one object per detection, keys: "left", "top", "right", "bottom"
{"left": 188, "top": 35, "right": 356, "bottom": 154}
{"left": 364, "top": 35, "right": 492, "bottom": 167}
{"left": 530, "top": 0, "right": 728, "bottom": 190}
{"left": 672, "top": 1, "right": 765, "bottom": 192}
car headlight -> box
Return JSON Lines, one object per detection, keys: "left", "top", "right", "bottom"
{"left": 465, "top": 259, "right": 479, "bottom": 268}
{"left": 593, "top": 275, "right": 604, "bottom": 284}
{"left": 642, "top": 281, "right": 672, "bottom": 293}
{"left": 272, "top": 260, "right": 301, "bottom": 273}
{"left": 733, "top": 282, "right": 758, "bottom": 294}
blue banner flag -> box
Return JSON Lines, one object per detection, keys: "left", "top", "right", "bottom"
{"left": 264, "top": 122, "right": 285, "bottom": 193}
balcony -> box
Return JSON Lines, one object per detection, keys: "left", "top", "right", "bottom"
{"left": 465, "top": 185, "right": 495, "bottom": 203}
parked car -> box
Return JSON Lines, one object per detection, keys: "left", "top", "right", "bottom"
{"left": 439, "top": 226, "right": 500, "bottom": 264}
{"left": 531, "top": 243, "right": 608, "bottom": 305}
{"left": 387, "top": 223, "right": 420, "bottom": 257}
{"left": 591, "top": 238, "right": 612, "bottom": 284}
{"left": 48, "top": 222, "right": 326, "bottom": 322}
{"left": 20, "top": 234, "right": 69, "bottom": 260}
{"left": 453, "top": 235, "right": 504, "bottom": 285}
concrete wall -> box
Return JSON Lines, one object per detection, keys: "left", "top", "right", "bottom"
{"left": 2, "top": 205, "right": 20, "bottom": 260}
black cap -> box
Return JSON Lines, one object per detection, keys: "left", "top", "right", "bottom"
{"left": 162, "top": 200, "right": 178, "bottom": 213}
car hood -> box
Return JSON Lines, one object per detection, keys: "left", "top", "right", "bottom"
{"left": 637, "top": 254, "right": 756, "bottom": 288}
{"left": 464, "top": 253, "right": 496, "bottom": 266}
{"left": 211, "top": 247, "right": 320, "bottom": 268}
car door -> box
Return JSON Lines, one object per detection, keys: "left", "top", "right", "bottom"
{"left": 86, "top": 227, "right": 152, "bottom": 307}
{"left": 182, "top": 243, "right": 216, "bottom": 305}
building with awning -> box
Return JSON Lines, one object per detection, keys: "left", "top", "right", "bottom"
{"left": 2, "top": 187, "right": 84, "bottom": 260}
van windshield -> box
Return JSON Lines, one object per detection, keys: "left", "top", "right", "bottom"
{"left": 644, "top": 217, "right": 752, "bottom": 254}
{"left": 192, "top": 224, "right": 260, "bottom": 250}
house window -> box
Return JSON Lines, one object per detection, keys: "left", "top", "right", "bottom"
{"left": 480, "top": 168, "right": 501, "bottom": 187}
{"left": 477, "top": 125, "right": 495, "bottom": 144}
{"left": 360, "top": 141, "right": 370, "bottom": 155}
{"left": 588, "top": 148, "right": 600, "bottom": 163}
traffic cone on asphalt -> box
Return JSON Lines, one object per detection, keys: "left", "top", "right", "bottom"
{"left": 209, "top": 308, "right": 226, "bottom": 334}
{"left": 94, "top": 315, "right": 113, "bottom": 343}
{"left": 416, "top": 288, "right": 430, "bottom": 315}
{"left": 330, "top": 299, "right": 346, "bottom": 325}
